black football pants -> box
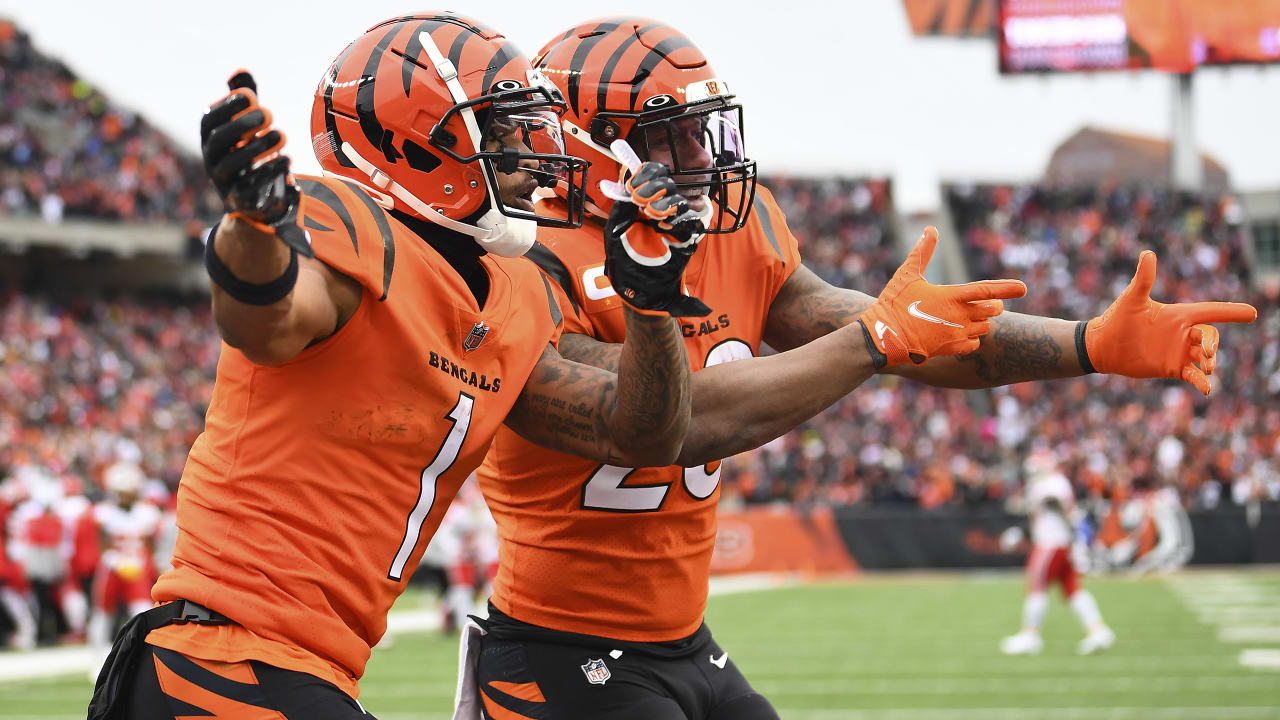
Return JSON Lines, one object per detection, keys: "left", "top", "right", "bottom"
{"left": 476, "top": 632, "right": 780, "bottom": 720}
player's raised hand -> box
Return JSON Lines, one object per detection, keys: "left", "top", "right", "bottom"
{"left": 1083, "top": 250, "right": 1256, "bottom": 395}
{"left": 602, "top": 142, "right": 710, "bottom": 318}
{"left": 859, "top": 227, "right": 1027, "bottom": 368}
{"left": 200, "top": 70, "right": 312, "bottom": 256}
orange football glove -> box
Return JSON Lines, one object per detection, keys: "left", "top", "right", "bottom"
{"left": 1082, "top": 250, "right": 1257, "bottom": 395}
{"left": 859, "top": 227, "right": 1027, "bottom": 369}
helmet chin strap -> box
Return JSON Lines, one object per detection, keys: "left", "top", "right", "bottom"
{"left": 340, "top": 142, "right": 536, "bottom": 257}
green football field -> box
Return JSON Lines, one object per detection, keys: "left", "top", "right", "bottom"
{"left": 3, "top": 570, "right": 1279, "bottom": 719}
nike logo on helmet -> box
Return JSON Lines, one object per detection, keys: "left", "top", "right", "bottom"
{"left": 907, "top": 301, "right": 962, "bottom": 328}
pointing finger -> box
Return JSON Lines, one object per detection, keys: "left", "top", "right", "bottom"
{"left": 1180, "top": 301, "right": 1258, "bottom": 325}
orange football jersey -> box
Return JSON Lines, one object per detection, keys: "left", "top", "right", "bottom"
{"left": 478, "top": 186, "right": 801, "bottom": 641}
{"left": 148, "top": 175, "right": 563, "bottom": 697}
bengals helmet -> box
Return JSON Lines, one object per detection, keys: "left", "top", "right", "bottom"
{"left": 311, "top": 13, "right": 589, "bottom": 257}
{"left": 534, "top": 18, "right": 756, "bottom": 233}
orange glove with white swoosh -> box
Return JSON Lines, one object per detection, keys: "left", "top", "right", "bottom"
{"left": 859, "top": 227, "right": 1027, "bottom": 369}
{"left": 1081, "top": 250, "right": 1257, "bottom": 395}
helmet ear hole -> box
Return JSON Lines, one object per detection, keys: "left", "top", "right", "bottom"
{"left": 588, "top": 117, "right": 621, "bottom": 146}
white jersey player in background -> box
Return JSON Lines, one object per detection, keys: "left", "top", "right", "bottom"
{"left": 1002, "top": 452, "right": 1115, "bottom": 655}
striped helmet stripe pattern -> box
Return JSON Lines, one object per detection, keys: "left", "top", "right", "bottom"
{"left": 321, "top": 42, "right": 358, "bottom": 168}
{"left": 625, "top": 32, "right": 696, "bottom": 110}
{"left": 563, "top": 21, "right": 622, "bottom": 114}
{"left": 356, "top": 23, "right": 408, "bottom": 163}
{"left": 595, "top": 23, "right": 659, "bottom": 114}
{"left": 480, "top": 41, "right": 525, "bottom": 97}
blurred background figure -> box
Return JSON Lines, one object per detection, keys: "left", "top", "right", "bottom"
{"left": 85, "top": 461, "right": 159, "bottom": 651}
{"left": 1002, "top": 450, "right": 1114, "bottom": 655}
{"left": 429, "top": 477, "right": 499, "bottom": 634}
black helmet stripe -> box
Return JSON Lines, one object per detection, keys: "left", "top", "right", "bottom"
{"left": 322, "top": 42, "right": 358, "bottom": 168}
{"left": 565, "top": 21, "right": 621, "bottom": 115}
{"left": 597, "top": 23, "right": 659, "bottom": 113}
{"left": 446, "top": 26, "right": 474, "bottom": 73}
{"left": 400, "top": 19, "right": 449, "bottom": 96}
{"left": 537, "top": 26, "right": 577, "bottom": 65}
{"left": 357, "top": 23, "right": 406, "bottom": 163}
{"left": 628, "top": 34, "right": 696, "bottom": 111}
{"left": 480, "top": 41, "right": 523, "bottom": 97}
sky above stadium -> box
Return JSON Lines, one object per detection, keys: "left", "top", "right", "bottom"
{"left": 2, "top": 0, "right": 1277, "bottom": 211}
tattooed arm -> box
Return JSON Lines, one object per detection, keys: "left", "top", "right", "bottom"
{"left": 504, "top": 310, "right": 690, "bottom": 467}
{"left": 765, "top": 264, "right": 1084, "bottom": 388}
{"left": 555, "top": 323, "right": 877, "bottom": 468}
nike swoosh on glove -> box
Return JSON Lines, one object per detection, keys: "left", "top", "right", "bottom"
{"left": 859, "top": 226, "right": 1027, "bottom": 369}
{"left": 1084, "top": 250, "right": 1256, "bottom": 395}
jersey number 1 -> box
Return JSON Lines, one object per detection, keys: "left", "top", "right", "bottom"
{"left": 388, "top": 393, "right": 474, "bottom": 581}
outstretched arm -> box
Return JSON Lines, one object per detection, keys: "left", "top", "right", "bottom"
{"left": 765, "top": 251, "right": 1256, "bottom": 394}
{"left": 555, "top": 328, "right": 875, "bottom": 466}
{"left": 552, "top": 227, "right": 1025, "bottom": 466}
{"left": 200, "top": 71, "right": 359, "bottom": 365}
{"left": 764, "top": 264, "right": 1082, "bottom": 388}
{"left": 505, "top": 311, "right": 690, "bottom": 467}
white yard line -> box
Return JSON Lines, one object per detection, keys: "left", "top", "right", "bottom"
{"left": 1239, "top": 649, "right": 1280, "bottom": 671}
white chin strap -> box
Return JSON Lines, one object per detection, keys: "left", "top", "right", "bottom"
{"left": 341, "top": 142, "right": 536, "bottom": 257}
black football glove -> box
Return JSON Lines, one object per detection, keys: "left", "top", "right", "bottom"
{"left": 200, "top": 71, "right": 312, "bottom": 257}
{"left": 603, "top": 162, "right": 710, "bottom": 318}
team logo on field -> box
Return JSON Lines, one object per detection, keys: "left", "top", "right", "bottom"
{"left": 463, "top": 322, "right": 489, "bottom": 352}
{"left": 581, "top": 658, "right": 611, "bottom": 685}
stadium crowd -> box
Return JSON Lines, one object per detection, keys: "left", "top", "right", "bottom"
{"left": 719, "top": 181, "right": 1278, "bottom": 512}
{"left": 0, "top": 19, "right": 219, "bottom": 226}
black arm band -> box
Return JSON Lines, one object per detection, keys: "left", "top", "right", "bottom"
{"left": 204, "top": 231, "right": 299, "bottom": 306}
{"left": 859, "top": 319, "right": 888, "bottom": 371}
{"left": 1075, "top": 320, "right": 1097, "bottom": 374}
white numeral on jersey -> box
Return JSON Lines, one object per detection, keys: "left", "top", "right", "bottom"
{"left": 582, "top": 464, "right": 669, "bottom": 511}
{"left": 388, "top": 393, "right": 474, "bottom": 581}
{"left": 580, "top": 339, "right": 753, "bottom": 512}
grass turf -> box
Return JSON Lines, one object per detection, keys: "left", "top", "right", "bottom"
{"left": 2, "top": 571, "right": 1277, "bottom": 719}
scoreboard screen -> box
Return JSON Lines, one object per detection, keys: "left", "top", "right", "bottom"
{"left": 999, "top": 0, "right": 1280, "bottom": 73}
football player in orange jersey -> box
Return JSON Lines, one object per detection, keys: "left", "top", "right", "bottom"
{"left": 86, "top": 13, "right": 729, "bottom": 720}
{"left": 465, "top": 18, "right": 1258, "bottom": 720}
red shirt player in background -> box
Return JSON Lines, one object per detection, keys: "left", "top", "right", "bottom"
{"left": 1001, "top": 451, "right": 1114, "bottom": 655}
{"left": 86, "top": 462, "right": 161, "bottom": 652}
{"left": 466, "top": 17, "right": 1256, "bottom": 720}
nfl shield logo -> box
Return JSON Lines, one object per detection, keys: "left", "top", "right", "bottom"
{"left": 463, "top": 322, "right": 489, "bottom": 352}
{"left": 581, "top": 658, "right": 611, "bottom": 686}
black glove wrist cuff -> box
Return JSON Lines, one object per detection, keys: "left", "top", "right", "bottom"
{"left": 204, "top": 226, "right": 299, "bottom": 306}
{"left": 1075, "top": 320, "right": 1097, "bottom": 374}
{"left": 858, "top": 319, "right": 888, "bottom": 371}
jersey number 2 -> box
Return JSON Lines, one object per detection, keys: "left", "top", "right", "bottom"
{"left": 387, "top": 393, "right": 474, "bottom": 581}
{"left": 581, "top": 339, "right": 752, "bottom": 513}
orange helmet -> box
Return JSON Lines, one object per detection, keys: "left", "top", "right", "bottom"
{"left": 534, "top": 18, "right": 756, "bottom": 233}
{"left": 311, "top": 13, "right": 589, "bottom": 256}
